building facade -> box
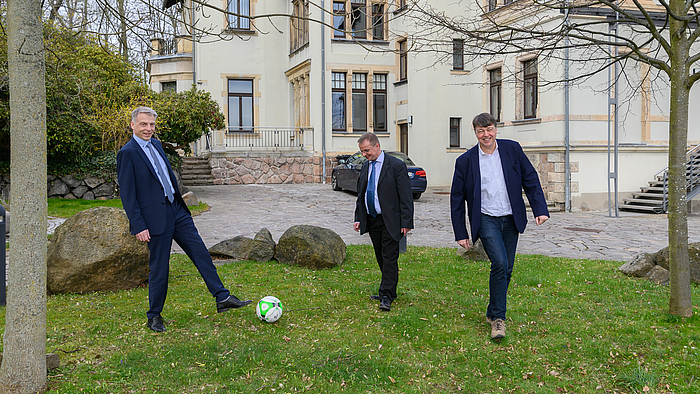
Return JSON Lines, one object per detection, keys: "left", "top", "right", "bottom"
{"left": 148, "top": 0, "right": 700, "bottom": 211}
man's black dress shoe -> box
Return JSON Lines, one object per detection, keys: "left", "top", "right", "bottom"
{"left": 379, "top": 297, "right": 392, "bottom": 311}
{"left": 370, "top": 295, "right": 381, "bottom": 301}
{"left": 147, "top": 315, "right": 166, "bottom": 332}
{"left": 217, "top": 295, "right": 253, "bottom": 313}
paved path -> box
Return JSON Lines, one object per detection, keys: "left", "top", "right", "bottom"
{"left": 178, "top": 184, "right": 700, "bottom": 262}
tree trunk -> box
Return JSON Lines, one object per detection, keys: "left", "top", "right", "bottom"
{"left": 117, "top": 0, "right": 129, "bottom": 62}
{"left": 667, "top": 2, "right": 693, "bottom": 317}
{"left": 0, "top": 0, "right": 48, "bottom": 392}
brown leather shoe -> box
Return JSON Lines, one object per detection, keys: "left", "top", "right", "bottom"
{"left": 490, "top": 318, "right": 506, "bottom": 339}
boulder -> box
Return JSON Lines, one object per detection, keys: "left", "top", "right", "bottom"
{"left": 48, "top": 179, "right": 69, "bottom": 197}
{"left": 645, "top": 265, "right": 670, "bottom": 286}
{"left": 83, "top": 176, "right": 103, "bottom": 188}
{"left": 250, "top": 228, "right": 275, "bottom": 262}
{"left": 619, "top": 252, "right": 656, "bottom": 277}
{"left": 47, "top": 207, "right": 150, "bottom": 294}
{"left": 82, "top": 191, "right": 95, "bottom": 200}
{"left": 208, "top": 228, "right": 276, "bottom": 262}
{"left": 653, "top": 243, "right": 700, "bottom": 284}
{"left": 60, "top": 175, "right": 82, "bottom": 188}
{"left": 92, "top": 182, "right": 115, "bottom": 198}
{"left": 459, "top": 238, "right": 489, "bottom": 262}
{"left": 276, "top": 225, "right": 346, "bottom": 269}
{"left": 182, "top": 191, "right": 199, "bottom": 207}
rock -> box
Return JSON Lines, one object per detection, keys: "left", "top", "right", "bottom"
{"left": 459, "top": 238, "right": 489, "bottom": 262}
{"left": 276, "top": 225, "right": 346, "bottom": 269}
{"left": 72, "top": 185, "right": 88, "bottom": 198}
{"left": 645, "top": 265, "right": 670, "bottom": 285}
{"left": 653, "top": 243, "right": 700, "bottom": 284}
{"left": 182, "top": 191, "right": 199, "bottom": 207}
{"left": 92, "top": 182, "right": 114, "bottom": 198}
{"left": 619, "top": 252, "right": 656, "bottom": 277}
{"left": 48, "top": 179, "right": 69, "bottom": 197}
{"left": 83, "top": 176, "right": 103, "bottom": 188}
{"left": 61, "top": 175, "right": 82, "bottom": 188}
{"left": 82, "top": 191, "right": 95, "bottom": 200}
{"left": 250, "top": 228, "right": 276, "bottom": 262}
{"left": 209, "top": 236, "right": 254, "bottom": 260}
{"left": 47, "top": 207, "right": 150, "bottom": 294}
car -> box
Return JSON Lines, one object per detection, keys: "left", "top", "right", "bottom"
{"left": 331, "top": 150, "right": 427, "bottom": 199}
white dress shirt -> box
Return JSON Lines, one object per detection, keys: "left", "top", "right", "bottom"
{"left": 133, "top": 135, "right": 175, "bottom": 198}
{"left": 478, "top": 142, "right": 513, "bottom": 216}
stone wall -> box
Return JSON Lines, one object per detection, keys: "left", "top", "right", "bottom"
{"left": 525, "top": 152, "right": 579, "bottom": 210}
{"left": 0, "top": 174, "right": 117, "bottom": 201}
{"left": 209, "top": 156, "right": 337, "bottom": 185}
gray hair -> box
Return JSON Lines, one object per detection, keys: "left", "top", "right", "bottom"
{"left": 131, "top": 106, "right": 158, "bottom": 122}
{"left": 357, "top": 132, "right": 380, "bottom": 147}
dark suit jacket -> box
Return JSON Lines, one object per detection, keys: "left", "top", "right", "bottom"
{"left": 450, "top": 139, "right": 549, "bottom": 243}
{"left": 117, "top": 137, "right": 189, "bottom": 236}
{"left": 354, "top": 152, "right": 414, "bottom": 241}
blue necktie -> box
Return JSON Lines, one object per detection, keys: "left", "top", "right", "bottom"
{"left": 367, "top": 161, "right": 378, "bottom": 217}
{"left": 146, "top": 142, "right": 175, "bottom": 203}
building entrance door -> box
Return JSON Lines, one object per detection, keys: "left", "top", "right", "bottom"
{"left": 400, "top": 124, "right": 408, "bottom": 155}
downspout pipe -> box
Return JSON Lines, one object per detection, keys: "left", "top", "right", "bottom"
{"left": 564, "top": 7, "right": 571, "bottom": 212}
{"left": 321, "top": 0, "right": 327, "bottom": 183}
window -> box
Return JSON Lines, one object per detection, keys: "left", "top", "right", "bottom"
{"left": 351, "top": 0, "right": 366, "bottom": 39}
{"left": 490, "top": 68, "right": 502, "bottom": 122}
{"left": 161, "top": 81, "right": 176, "bottom": 93}
{"left": 397, "top": 0, "right": 406, "bottom": 9}
{"left": 228, "top": 79, "right": 254, "bottom": 131}
{"left": 488, "top": 0, "right": 497, "bottom": 11}
{"left": 291, "top": 0, "right": 309, "bottom": 52}
{"left": 352, "top": 73, "right": 367, "bottom": 131}
{"left": 333, "top": 2, "right": 346, "bottom": 38}
{"left": 453, "top": 39, "right": 464, "bottom": 70}
{"left": 332, "top": 72, "right": 346, "bottom": 131}
{"left": 450, "top": 118, "right": 460, "bottom": 148}
{"left": 400, "top": 123, "right": 408, "bottom": 154}
{"left": 523, "top": 58, "right": 538, "bottom": 119}
{"left": 373, "top": 74, "right": 387, "bottom": 131}
{"left": 228, "top": 0, "right": 250, "bottom": 30}
{"left": 372, "top": 4, "right": 384, "bottom": 40}
{"left": 399, "top": 39, "right": 408, "bottom": 81}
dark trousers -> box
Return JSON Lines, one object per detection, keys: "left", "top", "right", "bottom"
{"left": 367, "top": 214, "right": 400, "bottom": 301}
{"left": 478, "top": 213, "right": 519, "bottom": 321}
{"left": 146, "top": 199, "right": 229, "bottom": 319}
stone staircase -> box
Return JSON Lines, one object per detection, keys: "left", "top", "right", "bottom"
{"left": 181, "top": 157, "right": 214, "bottom": 186}
{"left": 620, "top": 144, "right": 700, "bottom": 214}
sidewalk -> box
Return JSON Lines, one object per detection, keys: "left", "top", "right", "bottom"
{"left": 180, "top": 184, "right": 700, "bottom": 262}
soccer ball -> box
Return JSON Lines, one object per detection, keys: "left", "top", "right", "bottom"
{"left": 255, "top": 296, "right": 283, "bottom": 323}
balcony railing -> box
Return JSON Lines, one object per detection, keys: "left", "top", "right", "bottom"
{"left": 224, "top": 127, "right": 307, "bottom": 150}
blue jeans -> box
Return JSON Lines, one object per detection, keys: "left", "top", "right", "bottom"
{"left": 478, "top": 214, "right": 519, "bottom": 321}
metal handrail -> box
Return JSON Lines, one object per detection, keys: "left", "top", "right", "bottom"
{"left": 657, "top": 143, "right": 700, "bottom": 213}
{"left": 224, "top": 127, "right": 306, "bottom": 151}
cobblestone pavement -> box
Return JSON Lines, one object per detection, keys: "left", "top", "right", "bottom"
{"left": 176, "top": 184, "right": 700, "bottom": 262}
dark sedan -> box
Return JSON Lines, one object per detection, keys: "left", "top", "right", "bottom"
{"left": 331, "top": 151, "right": 427, "bottom": 199}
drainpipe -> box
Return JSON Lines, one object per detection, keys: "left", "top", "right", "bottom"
{"left": 191, "top": 0, "right": 196, "bottom": 87}
{"left": 321, "top": 0, "right": 327, "bottom": 183}
{"left": 564, "top": 6, "right": 571, "bottom": 212}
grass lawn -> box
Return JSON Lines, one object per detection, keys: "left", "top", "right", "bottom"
{"left": 1, "top": 246, "right": 697, "bottom": 393}
{"left": 48, "top": 198, "right": 209, "bottom": 218}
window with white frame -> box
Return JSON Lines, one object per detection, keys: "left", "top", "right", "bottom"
{"left": 228, "top": 79, "right": 254, "bottom": 131}
{"left": 450, "top": 117, "right": 460, "bottom": 148}
{"left": 453, "top": 39, "right": 464, "bottom": 70}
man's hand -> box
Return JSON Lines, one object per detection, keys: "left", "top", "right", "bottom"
{"left": 535, "top": 215, "right": 549, "bottom": 226}
{"left": 457, "top": 239, "right": 470, "bottom": 249}
{"left": 401, "top": 228, "right": 411, "bottom": 236}
{"left": 136, "top": 229, "right": 151, "bottom": 242}
{"left": 353, "top": 222, "right": 360, "bottom": 232}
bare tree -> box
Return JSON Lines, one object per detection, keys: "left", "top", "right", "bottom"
{"left": 0, "top": 0, "right": 48, "bottom": 392}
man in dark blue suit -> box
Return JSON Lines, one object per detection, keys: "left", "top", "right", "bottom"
{"left": 117, "top": 107, "right": 251, "bottom": 332}
{"left": 450, "top": 113, "right": 549, "bottom": 339}
{"left": 353, "top": 132, "right": 414, "bottom": 312}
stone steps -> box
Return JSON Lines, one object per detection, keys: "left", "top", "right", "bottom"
{"left": 180, "top": 157, "right": 213, "bottom": 186}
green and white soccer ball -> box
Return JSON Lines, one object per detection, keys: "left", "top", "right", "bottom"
{"left": 256, "top": 296, "right": 283, "bottom": 323}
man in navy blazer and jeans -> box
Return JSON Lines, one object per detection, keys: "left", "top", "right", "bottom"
{"left": 117, "top": 107, "right": 251, "bottom": 332}
{"left": 450, "top": 113, "right": 549, "bottom": 339}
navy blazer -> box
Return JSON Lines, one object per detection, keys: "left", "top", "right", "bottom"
{"left": 354, "top": 152, "right": 414, "bottom": 241}
{"left": 450, "top": 139, "right": 549, "bottom": 243}
{"left": 117, "top": 137, "right": 189, "bottom": 236}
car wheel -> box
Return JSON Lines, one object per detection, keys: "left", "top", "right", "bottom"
{"left": 332, "top": 172, "right": 342, "bottom": 191}
{"left": 413, "top": 192, "right": 422, "bottom": 199}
